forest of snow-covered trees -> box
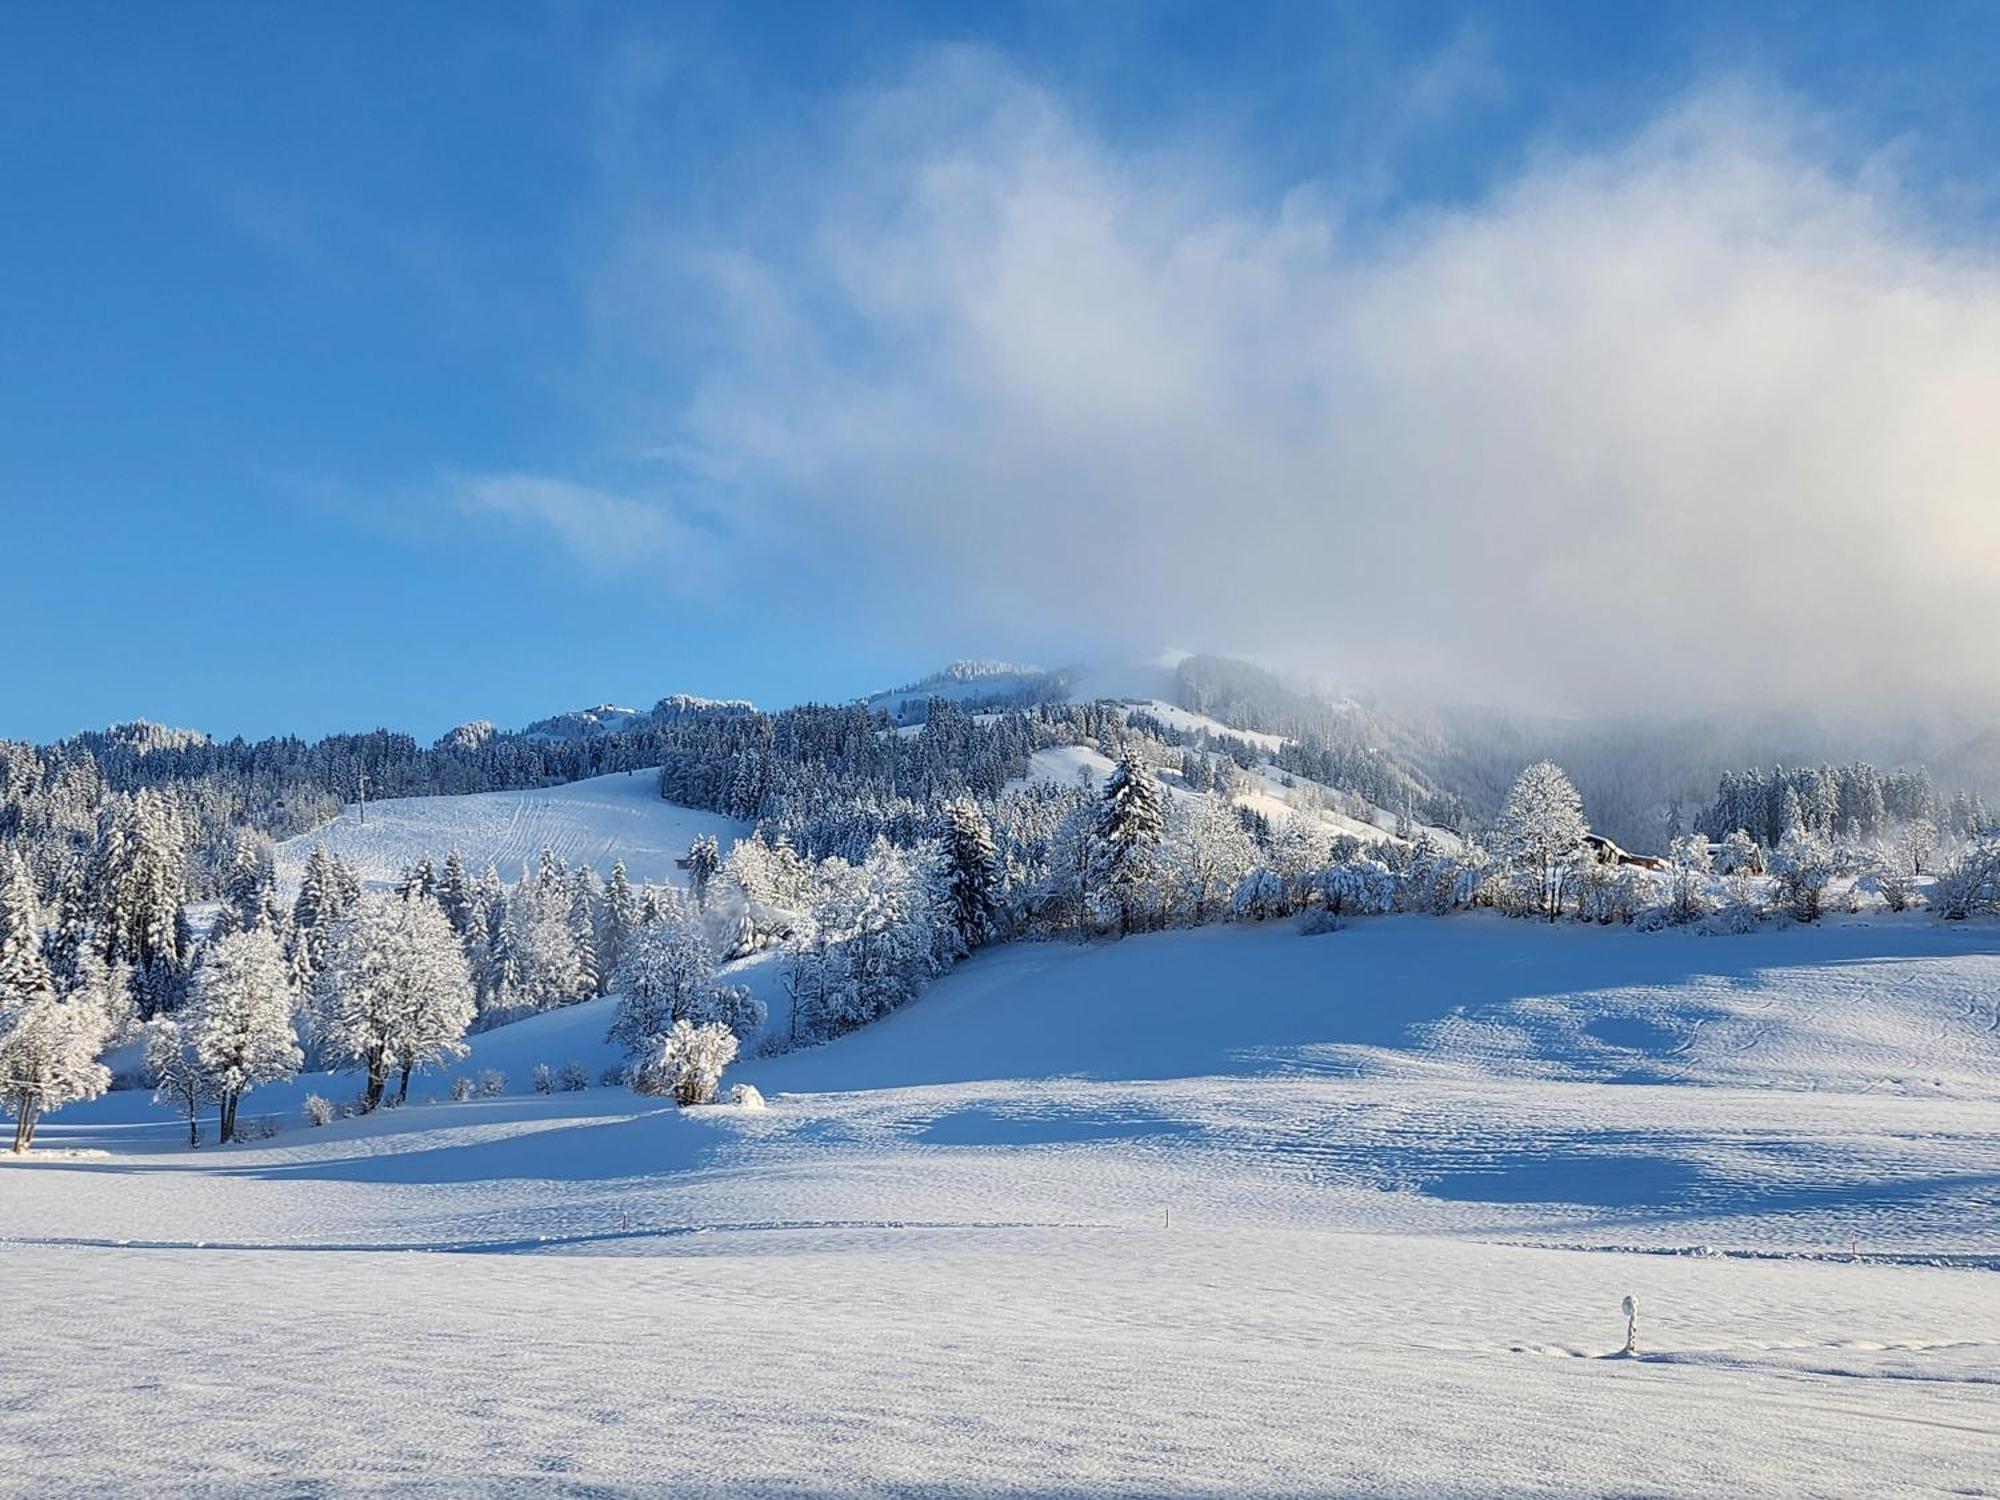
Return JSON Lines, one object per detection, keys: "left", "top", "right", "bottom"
{"left": 7, "top": 657, "right": 2000, "bottom": 1151}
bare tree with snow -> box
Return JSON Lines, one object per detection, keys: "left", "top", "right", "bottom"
{"left": 186, "top": 926, "right": 301, "bottom": 1143}
{"left": 1492, "top": 761, "right": 1589, "bottom": 921}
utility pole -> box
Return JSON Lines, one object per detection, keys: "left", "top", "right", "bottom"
{"left": 358, "top": 768, "right": 370, "bottom": 827}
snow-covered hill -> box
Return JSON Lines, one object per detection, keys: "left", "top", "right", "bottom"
{"left": 861, "top": 660, "right": 1072, "bottom": 722}
{"left": 272, "top": 770, "right": 747, "bottom": 891}
{"left": 9, "top": 917, "right": 1999, "bottom": 1494}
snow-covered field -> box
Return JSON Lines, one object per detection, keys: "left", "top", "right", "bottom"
{"left": 7, "top": 917, "right": 2000, "bottom": 1494}
{"left": 272, "top": 771, "right": 747, "bottom": 892}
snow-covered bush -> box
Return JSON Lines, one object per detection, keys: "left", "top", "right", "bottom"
{"left": 638, "top": 1019, "right": 740, "bottom": 1106}
{"left": 1661, "top": 834, "right": 1714, "bottom": 926}
{"left": 728, "top": 1082, "right": 767, "bottom": 1110}
{"left": 1873, "top": 862, "right": 1917, "bottom": 913}
{"left": 1768, "top": 827, "right": 1835, "bottom": 923}
{"left": 599, "top": 1064, "right": 628, "bottom": 1089}
{"left": 1713, "top": 829, "right": 1761, "bottom": 876}
{"left": 1297, "top": 906, "right": 1340, "bottom": 936}
{"left": 449, "top": 1076, "right": 473, "bottom": 1102}
{"left": 1929, "top": 837, "right": 2000, "bottom": 920}
{"left": 557, "top": 1061, "right": 589, "bottom": 1092}
{"left": 1571, "top": 861, "right": 1644, "bottom": 925}
{"left": 1396, "top": 840, "right": 1486, "bottom": 916}
{"left": 1230, "top": 868, "right": 1289, "bottom": 923}
{"left": 303, "top": 1094, "right": 334, "bottom": 1128}
{"left": 1699, "top": 893, "right": 1765, "bottom": 935}
{"left": 531, "top": 1062, "right": 554, "bottom": 1094}
{"left": 478, "top": 1069, "right": 506, "bottom": 1097}
{"left": 1320, "top": 857, "right": 1398, "bottom": 919}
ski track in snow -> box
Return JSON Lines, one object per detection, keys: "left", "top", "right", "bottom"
{"left": 9, "top": 914, "right": 2000, "bottom": 1495}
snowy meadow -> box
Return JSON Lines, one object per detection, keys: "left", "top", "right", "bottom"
{"left": 6, "top": 909, "right": 1999, "bottom": 1496}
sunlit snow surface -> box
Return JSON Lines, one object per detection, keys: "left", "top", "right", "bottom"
{"left": 7, "top": 917, "right": 1999, "bottom": 1495}
{"left": 272, "top": 771, "right": 747, "bottom": 891}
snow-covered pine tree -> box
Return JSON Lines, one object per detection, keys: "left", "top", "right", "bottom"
{"left": 396, "top": 855, "right": 436, "bottom": 903}
{"left": 68, "top": 944, "right": 136, "bottom": 1047}
{"left": 685, "top": 835, "right": 721, "bottom": 908}
{"left": 42, "top": 862, "right": 90, "bottom": 991}
{"left": 502, "top": 872, "right": 585, "bottom": 1010}
{"left": 601, "top": 861, "right": 638, "bottom": 983}
{"left": 934, "top": 799, "right": 1001, "bottom": 956}
{"left": 1492, "top": 761, "right": 1589, "bottom": 921}
{"left": 290, "top": 843, "right": 346, "bottom": 982}
{"left": 186, "top": 926, "right": 300, "bottom": 1143}
{"left": 1092, "top": 755, "right": 1167, "bottom": 935}
{"left": 436, "top": 850, "right": 476, "bottom": 936}
{"left": 567, "top": 869, "right": 603, "bottom": 997}
{"left": 222, "top": 830, "right": 276, "bottom": 933}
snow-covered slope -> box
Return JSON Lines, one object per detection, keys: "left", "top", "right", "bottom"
{"left": 272, "top": 771, "right": 747, "bottom": 891}
{"left": 861, "top": 660, "right": 1070, "bottom": 722}
{"left": 12, "top": 917, "right": 2000, "bottom": 1495}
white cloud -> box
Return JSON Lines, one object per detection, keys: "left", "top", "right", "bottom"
{"left": 572, "top": 53, "right": 2000, "bottom": 715}
{"left": 453, "top": 472, "right": 711, "bottom": 576}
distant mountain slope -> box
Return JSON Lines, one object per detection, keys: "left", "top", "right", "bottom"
{"left": 273, "top": 770, "right": 748, "bottom": 891}
{"left": 510, "top": 693, "right": 757, "bottom": 743}
{"left": 861, "top": 661, "right": 1073, "bottom": 723}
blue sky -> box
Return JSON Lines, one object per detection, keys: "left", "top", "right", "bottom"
{"left": 4, "top": 2, "right": 1998, "bottom": 742}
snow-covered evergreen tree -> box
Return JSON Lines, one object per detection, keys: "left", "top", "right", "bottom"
{"left": 500, "top": 870, "right": 586, "bottom": 1011}
{"left": 567, "top": 869, "right": 603, "bottom": 997}
{"left": 934, "top": 799, "right": 1001, "bottom": 956}
{"left": 685, "top": 835, "right": 721, "bottom": 908}
{"left": 1092, "top": 755, "right": 1167, "bottom": 935}
{"left": 289, "top": 843, "right": 347, "bottom": 984}
{"left": 601, "top": 860, "right": 638, "bottom": 982}
{"left": 436, "top": 849, "right": 477, "bottom": 936}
